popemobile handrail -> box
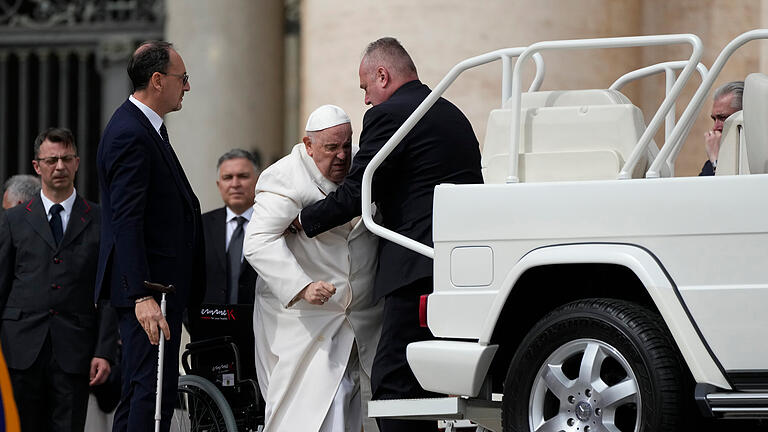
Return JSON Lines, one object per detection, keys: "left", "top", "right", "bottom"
{"left": 360, "top": 48, "right": 545, "bottom": 259}
{"left": 506, "top": 34, "right": 703, "bottom": 182}
{"left": 610, "top": 61, "right": 708, "bottom": 147}
{"left": 647, "top": 29, "right": 768, "bottom": 178}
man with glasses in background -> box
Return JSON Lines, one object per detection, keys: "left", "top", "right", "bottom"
{"left": 699, "top": 81, "right": 744, "bottom": 176}
{"left": 0, "top": 127, "right": 118, "bottom": 431}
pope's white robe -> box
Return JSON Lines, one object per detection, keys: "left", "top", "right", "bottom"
{"left": 244, "top": 143, "right": 383, "bottom": 432}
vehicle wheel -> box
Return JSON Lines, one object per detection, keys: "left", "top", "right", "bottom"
{"left": 502, "top": 298, "right": 683, "bottom": 432}
{"left": 172, "top": 374, "right": 238, "bottom": 432}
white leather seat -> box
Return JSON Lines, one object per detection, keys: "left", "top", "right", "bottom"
{"left": 513, "top": 89, "right": 632, "bottom": 109}
{"left": 482, "top": 89, "right": 650, "bottom": 183}
{"left": 713, "top": 111, "right": 744, "bottom": 176}
{"left": 742, "top": 73, "right": 768, "bottom": 174}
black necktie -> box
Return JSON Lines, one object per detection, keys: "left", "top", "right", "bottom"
{"left": 49, "top": 204, "right": 64, "bottom": 246}
{"left": 159, "top": 123, "right": 170, "bottom": 146}
{"left": 226, "top": 216, "right": 246, "bottom": 304}
{"left": 160, "top": 123, "right": 192, "bottom": 187}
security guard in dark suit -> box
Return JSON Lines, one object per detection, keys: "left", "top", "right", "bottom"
{"left": 0, "top": 128, "right": 118, "bottom": 432}
{"left": 299, "top": 37, "right": 483, "bottom": 432}
{"left": 201, "top": 149, "right": 260, "bottom": 306}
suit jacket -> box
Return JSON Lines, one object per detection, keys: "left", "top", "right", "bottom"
{"left": 95, "top": 99, "right": 205, "bottom": 310}
{"left": 201, "top": 207, "right": 257, "bottom": 304}
{"left": 301, "top": 80, "right": 483, "bottom": 298}
{"left": 0, "top": 196, "right": 118, "bottom": 374}
{"left": 699, "top": 160, "right": 715, "bottom": 176}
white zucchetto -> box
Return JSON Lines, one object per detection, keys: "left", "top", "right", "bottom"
{"left": 305, "top": 104, "right": 351, "bottom": 132}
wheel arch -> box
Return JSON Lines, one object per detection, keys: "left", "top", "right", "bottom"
{"left": 479, "top": 243, "right": 730, "bottom": 392}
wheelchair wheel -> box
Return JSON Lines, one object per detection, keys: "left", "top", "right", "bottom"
{"left": 172, "top": 374, "right": 238, "bottom": 432}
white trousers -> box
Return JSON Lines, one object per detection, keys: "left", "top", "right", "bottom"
{"left": 84, "top": 394, "right": 115, "bottom": 432}
{"left": 319, "top": 345, "right": 362, "bottom": 432}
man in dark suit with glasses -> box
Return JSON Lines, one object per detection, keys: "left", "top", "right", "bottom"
{"left": 95, "top": 40, "right": 205, "bottom": 432}
{"left": 0, "top": 127, "right": 118, "bottom": 431}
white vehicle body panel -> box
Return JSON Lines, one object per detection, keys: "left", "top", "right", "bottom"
{"left": 429, "top": 173, "right": 768, "bottom": 390}
{"left": 362, "top": 32, "right": 768, "bottom": 422}
{"left": 406, "top": 341, "right": 498, "bottom": 397}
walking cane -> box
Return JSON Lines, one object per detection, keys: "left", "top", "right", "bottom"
{"left": 144, "top": 281, "right": 176, "bottom": 432}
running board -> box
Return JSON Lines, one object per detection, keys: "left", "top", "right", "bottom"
{"left": 699, "top": 388, "right": 768, "bottom": 419}
{"left": 368, "top": 397, "right": 501, "bottom": 431}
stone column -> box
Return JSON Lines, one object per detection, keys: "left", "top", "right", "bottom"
{"left": 166, "top": 0, "right": 284, "bottom": 212}
{"left": 283, "top": 0, "right": 301, "bottom": 154}
{"left": 96, "top": 37, "right": 134, "bottom": 130}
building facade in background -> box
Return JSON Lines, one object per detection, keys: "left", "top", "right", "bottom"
{"left": 0, "top": 0, "right": 163, "bottom": 199}
{"left": 2, "top": 0, "right": 767, "bottom": 210}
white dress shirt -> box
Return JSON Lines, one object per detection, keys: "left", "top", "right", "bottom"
{"left": 226, "top": 206, "right": 253, "bottom": 261}
{"left": 129, "top": 94, "right": 164, "bottom": 139}
{"left": 40, "top": 188, "right": 77, "bottom": 233}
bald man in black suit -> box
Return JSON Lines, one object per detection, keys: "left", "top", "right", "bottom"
{"left": 299, "top": 37, "right": 483, "bottom": 432}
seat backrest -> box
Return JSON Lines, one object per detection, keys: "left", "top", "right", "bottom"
{"left": 484, "top": 150, "right": 624, "bottom": 184}
{"left": 713, "top": 111, "right": 744, "bottom": 176}
{"left": 743, "top": 73, "right": 768, "bottom": 174}
{"left": 482, "top": 89, "right": 649, "bottom": 183}
{"left": 513, "top": 89, "right": 632, "bottom": 109}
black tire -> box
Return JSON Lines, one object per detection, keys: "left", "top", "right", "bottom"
{"left": 502, "top": 298, "right": 683, "bottom": 432}
{"left": 172, "top": 374, "right": 239, "bottom": 432}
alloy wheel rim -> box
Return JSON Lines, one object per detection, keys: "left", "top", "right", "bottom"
{"left": 528, "top": 338, "right": 641, "bottom": 432}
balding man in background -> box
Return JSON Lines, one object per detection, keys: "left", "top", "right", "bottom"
{"left": 699, "top": 81, "right": 744, "bottom": 176}
{"left": 298, "top": 38, "right": 483, "bottom": 431}
{"left": 2, "top": 175, "right": 40, "bottom": 210}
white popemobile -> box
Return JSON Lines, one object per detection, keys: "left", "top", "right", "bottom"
{"left": 365, "top": 30, "right": 768, "bottom": 432}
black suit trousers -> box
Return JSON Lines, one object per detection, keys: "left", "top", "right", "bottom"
{"left": 9, "top": 333, "right": 89, "bottom": 432}
{"left": 112, "top": 304, "right": 182, "bottom": 432}
{"left": 372, "top": 277, "right": 439, "bottom": 432}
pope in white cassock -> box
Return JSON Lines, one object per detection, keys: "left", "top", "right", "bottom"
{"left": 243, "top": 105, "right": 383, "bottom": 432}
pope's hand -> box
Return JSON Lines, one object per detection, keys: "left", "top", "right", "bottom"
{"left": 301, "top": 281, "right": 336, "bottom": 305}
{"left": 291, "top": 217, "right": 303, "bottom": 232}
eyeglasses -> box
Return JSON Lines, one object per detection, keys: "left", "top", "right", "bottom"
{"left": 36, "top": 154, "right": 77, "bottom": 166}
{"left": 161, "top": 71, "right": 189, "bottom": 85}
